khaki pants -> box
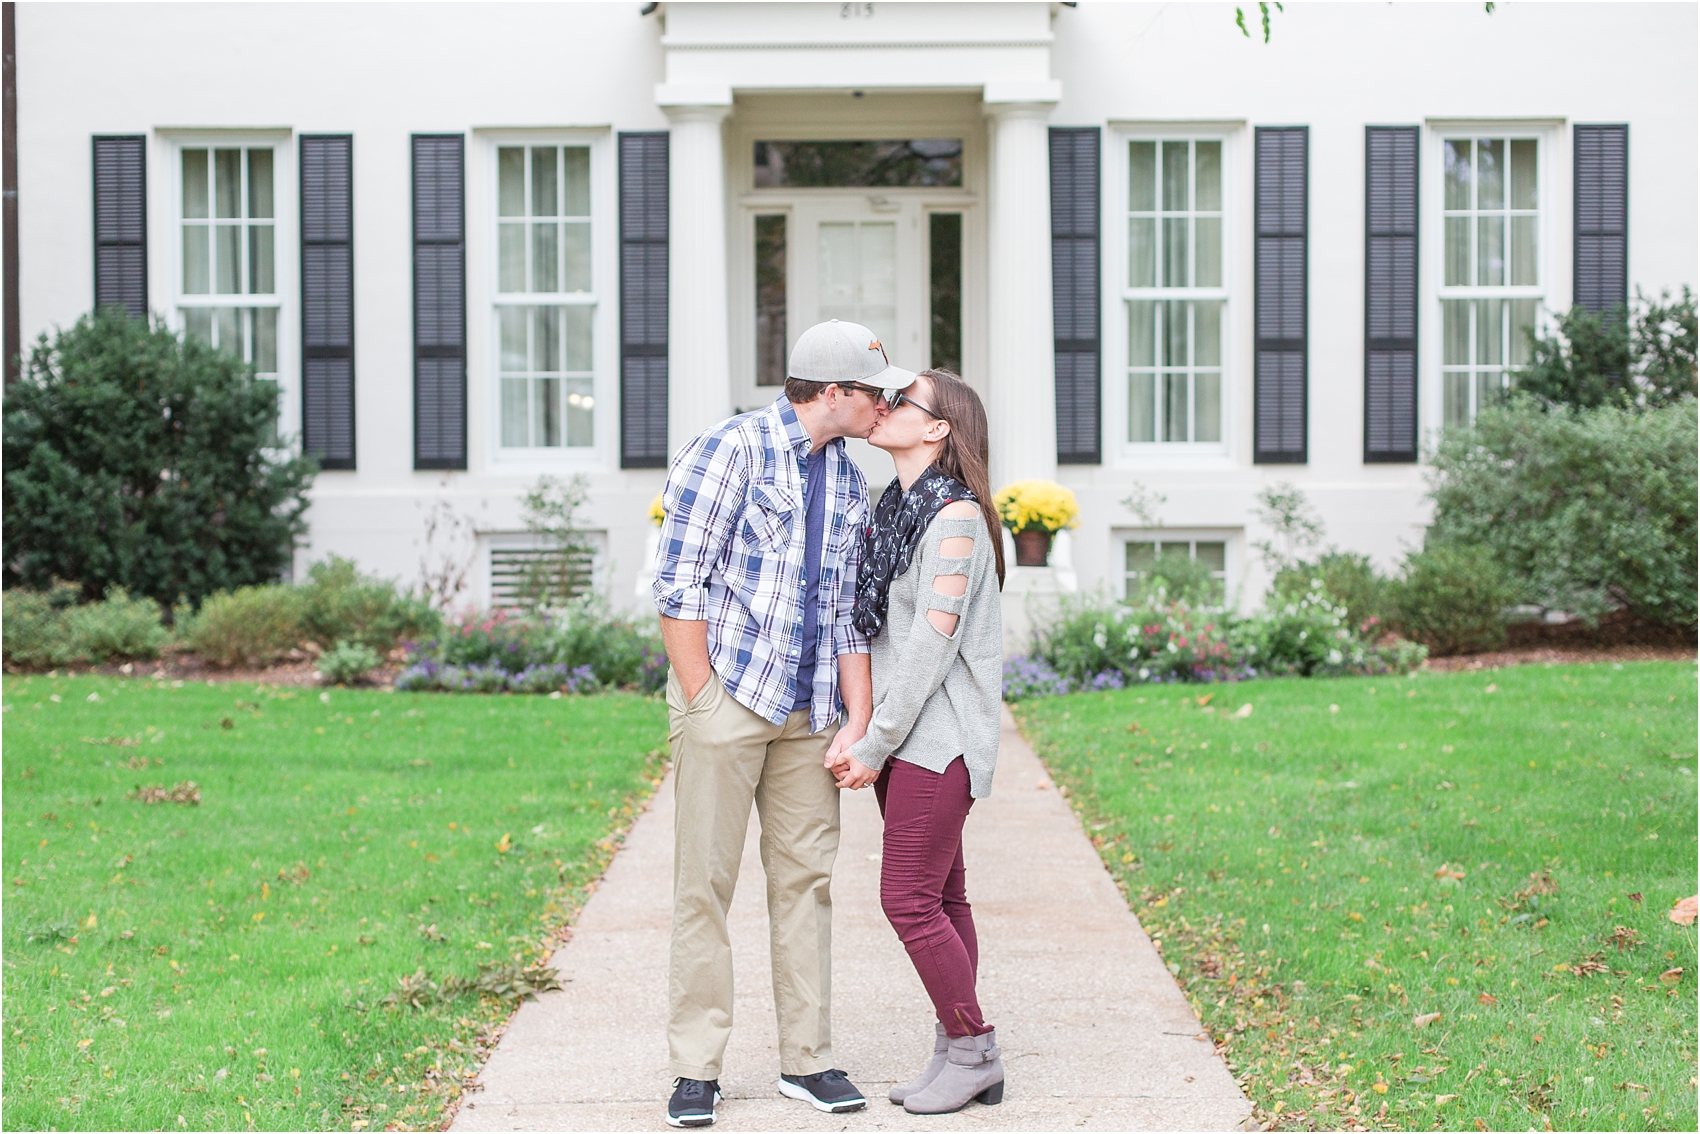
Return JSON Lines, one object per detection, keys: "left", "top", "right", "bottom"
{"left": 666, "top": 669, "right": 841, "bottom": 1081}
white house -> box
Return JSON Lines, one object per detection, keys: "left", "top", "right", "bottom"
{"left": 6, "top": 1, "right": 1695, "bottom": 617}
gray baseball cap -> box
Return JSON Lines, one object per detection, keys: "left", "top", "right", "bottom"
{"left": 788, "top": 319, "right": 917, "bottom": 399}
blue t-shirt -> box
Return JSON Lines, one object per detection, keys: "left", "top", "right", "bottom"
{"left": 791, "top": 446, "right": 828, "bottom": 712}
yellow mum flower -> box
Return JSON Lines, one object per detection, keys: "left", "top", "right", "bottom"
{"left": 992, "top": 480, "right": 1080, "bottom": 535}
{"left": 647, "top": 493, "right": 667, "bottom": 527}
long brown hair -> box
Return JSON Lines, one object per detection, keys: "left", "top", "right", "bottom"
{"left": 917, "top": 369, "right": 1006, "bottom": 588}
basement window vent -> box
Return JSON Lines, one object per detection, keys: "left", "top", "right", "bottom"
{"left": 486, "top": 532, "right": 605, "bottom": 609}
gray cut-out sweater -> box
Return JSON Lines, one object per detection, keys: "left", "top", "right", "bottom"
{"left": 848, "top": 511, "right": 1004, "bottom": 798}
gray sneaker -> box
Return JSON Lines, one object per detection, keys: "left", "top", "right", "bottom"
{"left": 666, "top": 1078, "right": 721, "bottom": 1127}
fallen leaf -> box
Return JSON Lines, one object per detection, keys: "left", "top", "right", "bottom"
{"left": 1658, "top": 968, "right": 1683, "bottom": 985}
{"left": 1413, "top": 1012, "right": 1441, "bottom": 1028}
{"left": 1477, "top": 992, "right": 1497, "bottom": 1006}
{"left": 1371, "top": 1081, "right": 1389, "bottom": 1094}
{"left": 1628, "top": 892, "right": 1644, "bottom": 905}
{"left": 1668, "top": 896, "right": 1698, "bottom": 926}
{"left": 1329, "top": 704, "right": 1340, "bottom": 714}
{"left": 1435, "top": 1094, "right": 1458, "bottom": 1105}
{"left": 495, "top": 833, "right": 512, "bottom": 854}
{"left": 1434, "top": 864, "right": 1466, "bottom": 880}
{"left": 1474, "top": 1120, "right": 1488, "bottom": 1131}
{"left": 1195, "top": 693, "right": 1214, "bottom": 707}
{"left": 1233, "top": 703, "right": 1253, "bottom": 718}
{"left": 1484, "top": 683, "right": 1497, "bottom": 693}
{"left": 128, "top": 782, "right": 201, "bottom": 806}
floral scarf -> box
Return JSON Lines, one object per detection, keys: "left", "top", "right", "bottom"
{"left": 852, "top": 466, "right": 975, "bottom": 638}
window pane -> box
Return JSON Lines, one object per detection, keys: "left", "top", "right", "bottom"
{"left": 756, "top": 214, "right": 789, "bottom": 385}
{"left": 1129, "top": 372, "right": 1155, "bottom": 442}
{"left": 1128, "top": 141, "right": 1156, "bottom": 212}
{"left": 1195, "top": 141, "right": 1221, "bottom": 211}
{"left": 498, "top": 306, "right": 527, "bottom": 372}
{"left": 561, "top": 222, "right": 591, "bottom": 293}
{"left": 183, "top": 307, "right": 212, "bottom": 344}
{"left": 1194, "top": 217, "right": 1221, "bottom": 287}
{"left": 1128, "top": 300, "right": 1155, "bottom": 367}
{"left": 1508, "top": 298, "right": 1538, "bottom": 367}
{"left": 1126, "top": 541, "right": 1157, "bottom": 574}
{"left": 1194, "top": 371, "right": 1221, "bottom": 443}
{"left": 562, "top": 147, "right": 591, "bottom": 216}
{"left": 1475, "top": 298, "right": 1503, "bottom": 366}
{"left": 1443, "top": 371, "right": 1470, "bottom": 428}
{"left": 1195, "top": 541, "right": 1226, "bottom": 574}
{"left": 214, "top": 149, "right": 242, "bottom": 219}
{"left": 860, "top": 221, "right": 897, "bottom": 310}
{"left": 498, "top": 224, "right": 526, "bottom": 292}
{"left": 1163, "top": 372, "right": 1189, "bottom": 442}
{"left": 752, "top": 139, "right": 963, "bottom": 188}
{"left": 249, "top": 225, "right": 274, "bottom": 294}
{"left": 1509, "top": 216, "right": 1537, "bottom": 286}
{"left": 214, "top": 307, "right": 240, "bottom": 355}
{"left": 1444, "top": 217, "right": 1470, "bottom": 286}
{"left": 214, "top": 225, "right": 242, "bottom": 294}
{"left": 1475, "top": 370, "right": 1502, "bottom": 414}
{"left": 498, "top": 148, "right": 526, "bottom": 217}
{"left": 565, "top": 377, "right": 594, "bottom": 447}
{"left": 530, "top": 147, "right": 558, "bottom": 217}
{"left": 1162, "top": 217, "right": 1189, "bottom": 287}
{"left": 1476, "top": 139, "right": 1504, "bottom": 210}
{"left": 564, "top": 304, "right": 593, "bottom": 372}
{"left": 1509, "top": 139, "right": 1538, "bottom": 210}
{"left": 1194, "top": 300, "right": 1222, "bottom": 366}
{"left": 535, "top": 377, "right": 561, "bottom": 447}
{"left": 532, "top": 222, "right": 559, "bottom": 292}
{"left": 183, "top": 226, "right": 210, "bottom": 294}
{"left": 247, "top": 149, "right": 273, "bottom": 219}
{"left": 928, "top": 212, "right": 961, "bottom": 373}
{"left": 501, "top": 378, "right": 529, "bottom": 446}
{"left": 1443, "top": 139, "right": 1471, "bottom": 210}
{"left": 1128, "top": 218, "right": 1156, "bottom": 287}
{"left": 1161, "top": 141, "right": 1189, "bottom": 211}
{"left": 533, "top": 307, "right": 560, "bottom": 372}
{"left": 1476, "top": 216, "right": 1504, "bottom": 286}
{"left": 1442, "top": 300, "right": 1470, "bottom": 365}
{"left": 1162, "top": 300, "right": 1188, "bottom": 367}
{"left": 252, "top": 307, "right": 277, "bottom": 373}
{"left": 182, "top": 149, "right": 209, "bottom": 219}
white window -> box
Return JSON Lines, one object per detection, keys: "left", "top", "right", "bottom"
{"left": 1124, "top": 537, "right": 1227, "bottom": 604}
{"left": 495, "top": 145, "right": 595, "bottom": 449}
{"left": 1440, "top": 136, "right": 1541, "bottom": 426}
{"left": 1126, "top": 139, "right": 1226, "bottom": 446}
{"left": 177, "top": 146, "right": 280, "bottom": 423}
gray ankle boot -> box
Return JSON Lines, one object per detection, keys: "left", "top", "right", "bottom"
{"left": 902, "top": 1028, "right": 1004, "bottom": 1115}
{"left": 888, "top": 1023, "right": 949, "bottom": 1105}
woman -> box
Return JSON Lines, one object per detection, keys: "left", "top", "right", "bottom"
{"left": 825, "top": 368, "right": 1007, "bottom": 1115}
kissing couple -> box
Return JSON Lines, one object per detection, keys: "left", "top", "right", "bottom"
{"left": 651, "top": 318, "right": 1008, "bottom": 1126}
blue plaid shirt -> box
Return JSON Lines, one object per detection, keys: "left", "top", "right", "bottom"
{"left": 652, "top": 396, "right": 871, "bottom": 732}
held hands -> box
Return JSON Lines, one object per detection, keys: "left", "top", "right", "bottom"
{"left": 824, "top": 722, "right": 879, "bottom": 790}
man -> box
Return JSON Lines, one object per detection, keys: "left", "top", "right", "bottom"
{"left": 652, "top": 320, "right": 915, "bottom": 1127}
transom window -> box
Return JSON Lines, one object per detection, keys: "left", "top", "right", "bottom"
{"left": 178, "top": 147, "right": 279, "bottom": 417}
{"left": 1125, "top": 538, "right": 1227, "bottom": 604}
{"left": 496, "top": 145, "right": 594, "bottom": 449}
{"left": 1126, "top": 139, "right": 1226, "bottom": 445}
{"left": 1441, "top": 137, "right": 1541, "bottom": 426}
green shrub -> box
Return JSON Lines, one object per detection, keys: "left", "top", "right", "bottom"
{"left": 2, "top": 581, "right": 82, "bottom": 666}
{"left": 1385, "top": 545, "right": 1517, "bottom": 656}
{"left": 1517, "top": 288, "right": 1696, "bottom": 411}
{"left": 1127, "top": 548, "right": 1225, "bottom": 607}
{"left": 1427, "top": 396, "right": 1697, "bottom": 627}
{"left": 187, "top": 585, "right": 306, "bottom": 667}
{"left": 1236, "top": 580, "right": 1423, "bottom": 677}
{"left": 3, "top": 310, "right": 316, "bottom": 607}
{"left": 299, "top": 555, "right": 438, "bottom": 653}
{"left": 317, "top": 640, "right": 383, "bottom": 685}
{"left": 401, "top": 596, "right": 668, "bottom": 693}
{"left": 1272, "top": 552, "right": 1388, "bottom": 635}
{"left": 1033, "top": 589, "right": 1239, "bottom": 687}
{"left": 2, "top": 583, "right": 169, "bottom": 666}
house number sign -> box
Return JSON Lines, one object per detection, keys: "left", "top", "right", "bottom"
{"left": 841, "top": 3, "right": 874, "bottom": 17}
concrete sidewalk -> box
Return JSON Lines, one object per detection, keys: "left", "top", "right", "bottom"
{"left": 452, "top": 708, "right": 1251, "bottom": 1131}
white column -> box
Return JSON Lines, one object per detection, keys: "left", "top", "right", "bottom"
{"left": 983, "top": 91, "right": 1058, "bottom": 492}
{"left": 660, "top": 91, "right": 733, "bottom": 456}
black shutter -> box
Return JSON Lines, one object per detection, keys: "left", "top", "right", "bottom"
{"left": 412, "top": 135, "right": 466, "bottom": 470}
{"left": 619, "top": 132, "right": 669, "bottom": 469}
{"left": 1254, "top": 126, "right": 1308, "bottom": 463}
{"left": 1364, "top": 126, "right": 1418, "bottom": 463}
{"left": 1050, "top": 127, "right": 1101, "bottom": 465}
{"left": 92, "top": 135, "right": 147, "bottom": 318}
{"left": 300, "top": 135, "right": 355, "bottom": 470}
{"left": 1574, "top": 124, "right": 1628, "bottom": 317}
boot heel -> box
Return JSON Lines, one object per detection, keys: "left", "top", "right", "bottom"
{"left": 976, "top": 1080, "right": 1004, "bottom": 1106}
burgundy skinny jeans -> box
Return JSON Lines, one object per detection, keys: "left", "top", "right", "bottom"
{"left": 874, "top": 756, "right": 989, "bottom": 1038}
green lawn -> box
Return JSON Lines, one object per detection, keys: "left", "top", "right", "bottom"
{"left": 1014, "top": 661, "right": 1697, "bottom": 1132}
{"left": 2, "top": 674, "right": 667, "bottom": 1131}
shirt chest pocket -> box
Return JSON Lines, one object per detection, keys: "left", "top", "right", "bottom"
{"left": 828, "top": 495, "right": 867, "bottom": 557}
{"left": 738, "top": 483, "right": 794, "bottom": 554}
